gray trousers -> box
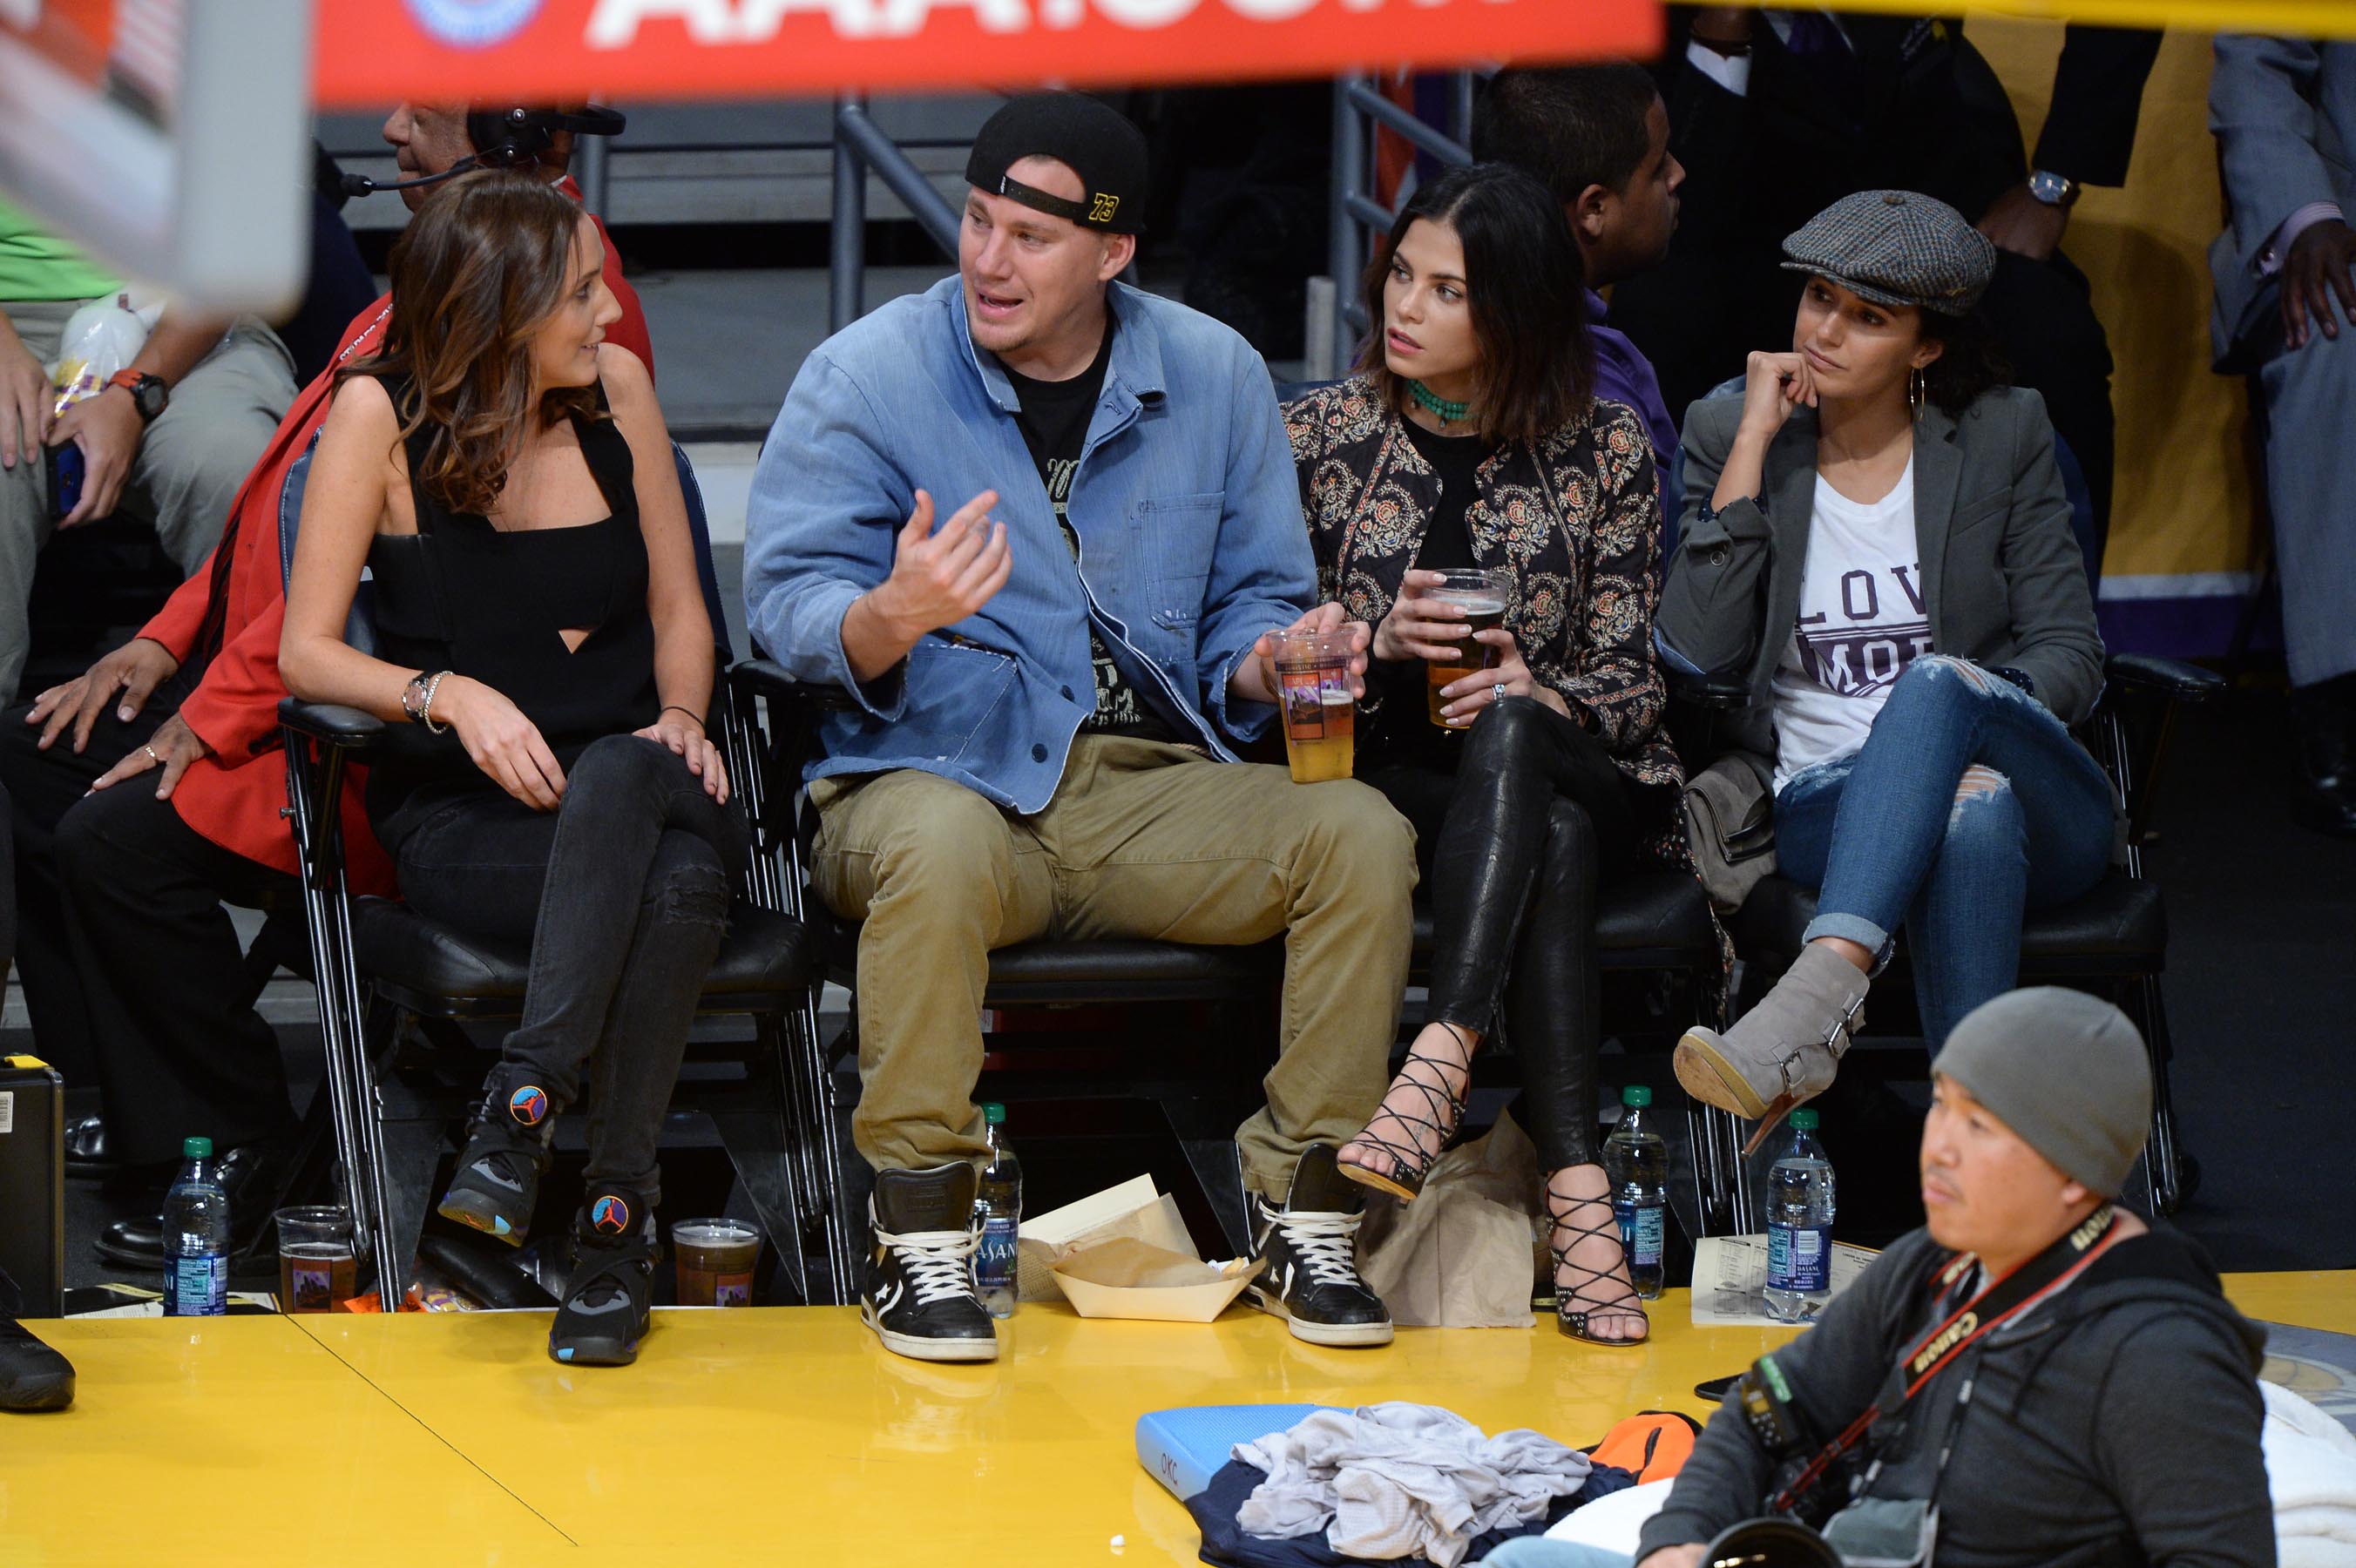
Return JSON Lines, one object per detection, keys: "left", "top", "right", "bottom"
{"left": 2257, "top": 303, "right": 2356, "bottom": 688}
{"left": 0, "top": 297, "right": 296, "bottom": 700}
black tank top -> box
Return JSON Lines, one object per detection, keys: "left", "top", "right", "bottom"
{"left": 364, "top": 374, "right": 659, "bottom": 821}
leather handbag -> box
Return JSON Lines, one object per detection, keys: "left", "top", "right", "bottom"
{"left": 1683, "top": 754, "right": 1777, "bottom": 914}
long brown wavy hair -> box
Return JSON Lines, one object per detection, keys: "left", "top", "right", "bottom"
{"left": 342, "top": 171, "right": 604, "bottom": 517}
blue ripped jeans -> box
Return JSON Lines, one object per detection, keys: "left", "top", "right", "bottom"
{"left": 1774, "top": 656, "right": 2116, "bottom": 1047}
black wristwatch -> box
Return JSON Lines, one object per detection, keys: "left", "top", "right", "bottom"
{"left": 106, "top": 370, "right": 170, "bottom": 424}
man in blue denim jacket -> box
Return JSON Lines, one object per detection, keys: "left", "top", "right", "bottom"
{"left": 745, "top": 94, "right": 1417, "bottom": 1364}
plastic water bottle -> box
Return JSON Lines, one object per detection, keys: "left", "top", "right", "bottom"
{"left": 163, "top": 1136, "right": 231, "bottom": 1317}
{"left": 973, "top": 1103, "right": 1021, "bottom": 1320}
{"left": 1602, "top": 1085, "right": 1668, "bottom": 1300}
{"left": 1764, "top": 1109, "right": 1836, "bottom": 1323}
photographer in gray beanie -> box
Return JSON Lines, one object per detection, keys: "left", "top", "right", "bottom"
{"left": 1616, "top": 988, "right": 2274, "bottom": 1568}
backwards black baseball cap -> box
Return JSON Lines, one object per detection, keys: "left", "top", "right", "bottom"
{"left": 964, "top": 91, "right": 1148, "bottom": 235}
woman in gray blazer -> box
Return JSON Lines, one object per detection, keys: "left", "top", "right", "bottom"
{"left": 1659, "top": 191, "right": 2111, "bottom": 1139}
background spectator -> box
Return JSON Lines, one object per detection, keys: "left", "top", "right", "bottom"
{"left": 1471, "top": 63, "right": 1689, "bottom": 533}
{"left": 2208, "top": 36, "right": 2356, "bottom": 839}
{"left": 0, "top": 201, "right": 298, "bottom": 702}
{"left": 1612, "top": 7, "right": 2161, "bottom": 578}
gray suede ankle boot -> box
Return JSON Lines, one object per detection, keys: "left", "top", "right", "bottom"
{"left": 1676, "top": 944, "right": 1870, "bottom": 1148}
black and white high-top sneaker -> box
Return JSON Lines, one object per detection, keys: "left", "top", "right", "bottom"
{"left": 861, "top": 1164, "right": 997, "bottom": 1363}
{"left": 547, "top": 1186, "right": 658, "bottom": 1368}
{"left": 1245, "top": 1143, "right": 1393, "bottom": 1348}
{"left": 437, "top": 1062, "right": 558, "bottom": 1247}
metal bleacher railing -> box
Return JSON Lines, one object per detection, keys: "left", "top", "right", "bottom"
{"left": 1310, "top": 71, "right": 1476, "bottom": 382}
{"left": 828, "top": 93, "right": 963, "bottom": 332}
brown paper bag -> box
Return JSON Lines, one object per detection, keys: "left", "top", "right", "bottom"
{"left": 1357, "top": 1107, "right": 1545, "bottom": 1328}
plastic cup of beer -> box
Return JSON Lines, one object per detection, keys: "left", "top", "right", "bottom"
{"left": 670, "top": 1218, "right": 762, "bottom": 1308}
{"left": 274, "top": 1206, "right": 358, "bottom": 1313}
{"left": 1423, "top": 566, "right": 1514, "bottom": 727}
{"left": 1271, "top": 626, "right": 1357, "bottom": 783}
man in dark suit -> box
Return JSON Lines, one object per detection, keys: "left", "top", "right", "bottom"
{"left": 2210, "top": 36, "right": 2356, "bottom": 838}
{"left": 1611, "top": 7, "right": 2160, "bottom": 578}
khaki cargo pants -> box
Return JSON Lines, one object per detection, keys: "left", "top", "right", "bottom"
{"left": 811, "top": 734, "right": 1418, "bottom": 1201}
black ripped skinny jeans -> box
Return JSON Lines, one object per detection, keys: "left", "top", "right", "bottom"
{"left": 1364, "top": 695, "right": 1641, "bottom": 1171}
{"left": 378, "top": 734, "right": 749, "bottom": 1201}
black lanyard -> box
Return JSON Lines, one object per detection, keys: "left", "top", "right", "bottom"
{"left": 1770, "top": 1205, "right": 2124, "bottom": 1514}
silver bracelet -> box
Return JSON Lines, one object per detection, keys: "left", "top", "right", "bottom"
{"left": 418, "top": 670, "right": 450, "bottom": 734}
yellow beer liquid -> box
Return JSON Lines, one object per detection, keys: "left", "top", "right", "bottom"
{"left": 1426, "top": 598, "right": 1506, "bottom": 727}
{"left": 1284, "top": 688, "right": 1357, "bottom": 782}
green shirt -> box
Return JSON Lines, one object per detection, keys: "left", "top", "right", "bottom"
{"left": 0, "top": 197, "right": 120, "bottom": 305}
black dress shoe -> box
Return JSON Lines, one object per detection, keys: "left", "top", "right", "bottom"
{"left": 0, "top": 1315, "right": 75, "bottom": 1412}
{"left": 64, "top": 1115, "right": 116, "bottom": 1174}
{"left": 92, "top": 1141, "right": 288, "bottom": 1267}
{"left": 2290, "top": 682, "right": 2356, "bottom": 840}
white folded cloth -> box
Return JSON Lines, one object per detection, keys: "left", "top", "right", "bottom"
{"left": 1236, "top": 1402, "right": 1594, "bottom": 1568}
{"left": 2264, "top": 1381, "right": 2356, "bottom": 1568}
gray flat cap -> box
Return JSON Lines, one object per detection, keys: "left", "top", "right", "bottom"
{"left": 1781, "top": 189, "right": 1997, "bottom": 316}
{"left": 1932, "top": 988, "right": 2151, "bottom": 1196}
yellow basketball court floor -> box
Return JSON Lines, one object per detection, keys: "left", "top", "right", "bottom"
{"left": 8, "top": 1273, "right": 2352, "bottom": 1568}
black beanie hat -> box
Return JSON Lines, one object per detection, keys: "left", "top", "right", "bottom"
{"left": 964, "top": 91, "right": 1148, "bottom": 234}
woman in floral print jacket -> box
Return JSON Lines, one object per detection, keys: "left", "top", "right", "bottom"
{"left": 1284, "top": 164, "right": 1682, "bottom": 1346}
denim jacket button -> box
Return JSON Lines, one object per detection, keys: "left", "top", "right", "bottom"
{"left": 1031, "top": 742, "right": 1048, "bottom": 762}
{"left": 1060, "top": 685, "right": 1074, "bottom": 701}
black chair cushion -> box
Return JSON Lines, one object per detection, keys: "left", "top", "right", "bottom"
{"left": 816, "top": 913, "right": 1281, "bottom": 998}
{"left": 355, "top": 897, "right": 811, "bottom": 1008}
{"left": 1412, "top": 868, "right": 1716, "bottom": 966}
{"left": 1733, "top": 871, "right": 2166, "bottom": 974}
{"left": 813, "top": 865, "right": 1717, "bottom": 1002}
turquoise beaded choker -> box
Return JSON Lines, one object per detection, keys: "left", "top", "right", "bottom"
{"left": 1408, "top": 380, "right": 1472, "bottom": 425}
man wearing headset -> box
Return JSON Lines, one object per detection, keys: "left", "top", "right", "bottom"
{"left": 0, "top": 103, "right": 651, "bottom": 1267}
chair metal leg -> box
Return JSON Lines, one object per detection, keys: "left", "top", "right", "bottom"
{"left": 786, "top": 990, "right": 858, "bottom": 1307}
{"left": 374, "top": 1111, "right": 450, "bottom": 1305}
{"left": 285, "top": 741, "right": 404, "bottom": 1305}
{"left": 1678, "top": 964, "right": 1749, "bottom": 1236}
{"left": 2129, "top": 973, "right": 2185, "bottom": 1216}
{"left": 709, "top": 1100, "right": 812, "bottom": 1307}
{"left": 710, "top": 1017, "right": 814, "bottom": 1305}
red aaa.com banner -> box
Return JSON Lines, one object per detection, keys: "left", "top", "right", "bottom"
{"left": 311, "top": 0, "right": 1662, "bottom": 106}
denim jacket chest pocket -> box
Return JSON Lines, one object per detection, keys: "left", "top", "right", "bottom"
{"left": 1139, "top": 491, "right": 1223, "bottom": 631}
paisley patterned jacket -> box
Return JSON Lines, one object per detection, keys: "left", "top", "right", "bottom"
{"left": 1283, "top": 375, "right": 1682, "bottom": 793}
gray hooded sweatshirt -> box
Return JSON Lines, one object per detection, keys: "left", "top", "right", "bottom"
{"left": 1640, "top": 1224, "right": 2274, "bottom": 1568}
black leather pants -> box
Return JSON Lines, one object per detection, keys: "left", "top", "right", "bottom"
{"left": 1364, "top": 696, "right": 1639, "bottom": 1170}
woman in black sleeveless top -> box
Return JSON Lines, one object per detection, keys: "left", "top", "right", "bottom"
{"left": 282, "top": 173, "right": 742, "bottom": 1369}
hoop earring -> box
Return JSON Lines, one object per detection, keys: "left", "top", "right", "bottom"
{"left": 1907, "top": 368, "right": 1926, "bottom": 421}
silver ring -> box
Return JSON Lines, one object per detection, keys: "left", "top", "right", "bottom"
{"left": 1492, "top": 683, "right": 1508, "bottom": 704}
{"left": 141, "top": 744, "right": 161, "bottom": 765}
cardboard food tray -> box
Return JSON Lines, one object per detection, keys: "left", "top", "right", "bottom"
{"left": 1047, "top": 1237, "right": 1256, "bottom": 1323}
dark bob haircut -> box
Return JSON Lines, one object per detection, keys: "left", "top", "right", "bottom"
{"left": 1357, "top": 162, "right": 1594, "bottom": 446}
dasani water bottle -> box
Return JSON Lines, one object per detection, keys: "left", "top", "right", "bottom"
{"left": 163, "top": 1136, "right": 231, "bottom": 1317}
{"left": 1764, "top": 1108, "right": 1835, "bottom": 1323}
{"left": 974, "top": 1103, "right": 1021, "bottom": 1319}
{"left": 1602, "top": 1085, "right": 1668, "bottom": 1299}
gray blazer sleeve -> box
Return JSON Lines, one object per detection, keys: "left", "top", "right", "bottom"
{"left": 2211, "top": 37, "right": 2341, "bottom": 263}
{"left": 1658, "top": 395, "right": 1771, "bottom": 679}
{"left": 1995, "top": 392, "right": 2106, "bottom": 727}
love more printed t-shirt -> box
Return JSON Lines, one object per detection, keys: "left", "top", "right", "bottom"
{"left": 1770, "top": 457, "right": 1934, "bottom": 793}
